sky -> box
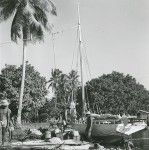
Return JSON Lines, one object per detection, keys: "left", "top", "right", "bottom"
{"left": 1, "top": 0, "right": 149, "bottom": 89}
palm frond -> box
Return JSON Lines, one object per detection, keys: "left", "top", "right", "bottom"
{"left": 22, "top": 13, "right": 31, "bottom": 43}
{"left": 23, "top": 4, "right": 44, "bottom": 42}
{"left": 48, "top": 0, "right": 57, "bottom": 16}
{"left": 11, "top": 8, "right": 23, "bottom": 42}
{"left": 23, "top": 1, "right": 40, "bottom": 27}
{"left": 33, "top": 6, "right": 51, "bottom": 31}
{"left": 0, "top": 0, "right": 18, "bottom": 22}
{"left": 29, "top": 0, "right": 56, "bottom": 31}
{"left": 1, "top": 0, "right": 57, "bottom": 44}
{"left": 29, "top": 0, "right": 57, "bottom": 15}
{"left": 30, "top": 23, "right": 44, "bottom": 41}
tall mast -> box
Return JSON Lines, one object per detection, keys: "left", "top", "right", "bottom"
{"left": 77, "top": 0, "right": 86, "bottom": 116}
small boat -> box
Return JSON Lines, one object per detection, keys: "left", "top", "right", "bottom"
{"left": 11, "top": 139, "right": 90, "bottom": 150}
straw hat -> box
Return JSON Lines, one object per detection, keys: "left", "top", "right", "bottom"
{"left": 0, "top": 99, "right": 9, "bottom": 106}
{"left": 55, "top": 128, "right": 61, "bottom": 134}
{"left": 86, "top": 111, "right": 91, "bottom": 115}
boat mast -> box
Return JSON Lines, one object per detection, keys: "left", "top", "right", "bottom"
{"left": 77, "top": 0, "right": 86, "bottom": 116}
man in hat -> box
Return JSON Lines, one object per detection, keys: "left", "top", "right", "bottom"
{"left": 85, "top": 111, "right": 93, "bottom": 141}
{"left": 0, "top": 99, "right": 12, "bottom": 146}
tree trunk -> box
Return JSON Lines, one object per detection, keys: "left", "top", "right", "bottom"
{"left": 55, "top": 92, "right": 57, "bottom": 109}
{"left": 64, "top": 108, "right": 68, "bottom": 121}
{"left": 17, "top": 42, "right": 26, "bottom": 126}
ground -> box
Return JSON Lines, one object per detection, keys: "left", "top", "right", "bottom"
{"left": 0, "top": 123, "right": 124, "bottom": 150}
{"left": 0, "top": 123, "right": 49, "bottom": 145}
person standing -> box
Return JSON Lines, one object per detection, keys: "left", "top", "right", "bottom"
{"left": 0, "top": 99, "right": 12, "bottom": 146}
{"left": 85, "top": 111, "right": 93, "bottom": 141}
{"left": 121, "top": 113, "right": 129, "bottom": 126}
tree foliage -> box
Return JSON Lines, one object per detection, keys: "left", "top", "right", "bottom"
{"left": 0, "top": 63, "right": 48, "bottom": 122}
{"left": 2, "top": 66, "right": 148, "bottom": 122}
{"left": 0, "top": 0, "right": 57, "bottom": 125}
{"left": 77, "top": 71, "right": 149, "bottom": 115}
{"left": 46, "top": 69, "right": 80, "bottom": 120}
{"left": 0, "top": 0, "right": 57, "bottom": 43}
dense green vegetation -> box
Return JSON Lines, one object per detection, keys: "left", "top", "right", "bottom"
{"left": 0, "top": 63, "right": 48, "bottom": 122}
{"left": 1, "top": 65, "right": 149, "bottom": 123}
{"left": 77, "top": 71, "right": 149, "bottom": 115}
{"left": 0, "top": 66, "right": 80, "bottom": 123}
{"left": 45, "top": 69, "right": 80, "bottom": 121}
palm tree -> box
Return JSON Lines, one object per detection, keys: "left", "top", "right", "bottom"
{"left": 0, "top": 0, "right": 57, "bottom": 125}
{"left": 68, "top": 70, "right": 79, "bottom": 102}
{"left": 67, "top": 70, "right": 79, "bottom": 121}
{"left": 47, "top": 69, "right": 62, "bottom": 108}
{"left": 58, "top": 73, "right": 70, "bottom": 120}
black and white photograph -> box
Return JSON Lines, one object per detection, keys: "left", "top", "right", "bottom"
{"left": 0, "top": 0, "right": 149, "bottom": 149}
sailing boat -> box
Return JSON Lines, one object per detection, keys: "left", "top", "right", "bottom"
{"left": 72, "top": 0, "right": 147, "bottom": 144}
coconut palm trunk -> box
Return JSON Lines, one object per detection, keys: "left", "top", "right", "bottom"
{"left": 55, "top": 92, "right": 57, "bottom": 108}
{"left": 17, "top": 42, "right": 26, "bottom": 125}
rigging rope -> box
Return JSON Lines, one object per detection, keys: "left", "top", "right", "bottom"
{"left": 0, "top": 41, "right": 12, "bottom": 47}
{"left": 83, "top": 43, "right": 92, "bottom": 80}
{"left": 71, "top": 27, "right": 79, "bottom": 71}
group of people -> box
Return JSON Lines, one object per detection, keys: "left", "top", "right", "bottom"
{"left": 0, "top": 98, "right": 80, "bottom": 146}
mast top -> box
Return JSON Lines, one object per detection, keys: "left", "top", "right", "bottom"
{"left": 77, "top": 0, "right": 81, "bottom": 25}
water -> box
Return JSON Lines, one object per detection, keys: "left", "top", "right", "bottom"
{"left": 132, "top": 127, "right": 149, "bottom": 150}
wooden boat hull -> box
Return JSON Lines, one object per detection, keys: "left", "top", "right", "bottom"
{"left": 73, "top": 123, "right": 123, "bottom": 144}
{"left": 73, "top": 122, "right": 147, "bottom": 144}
